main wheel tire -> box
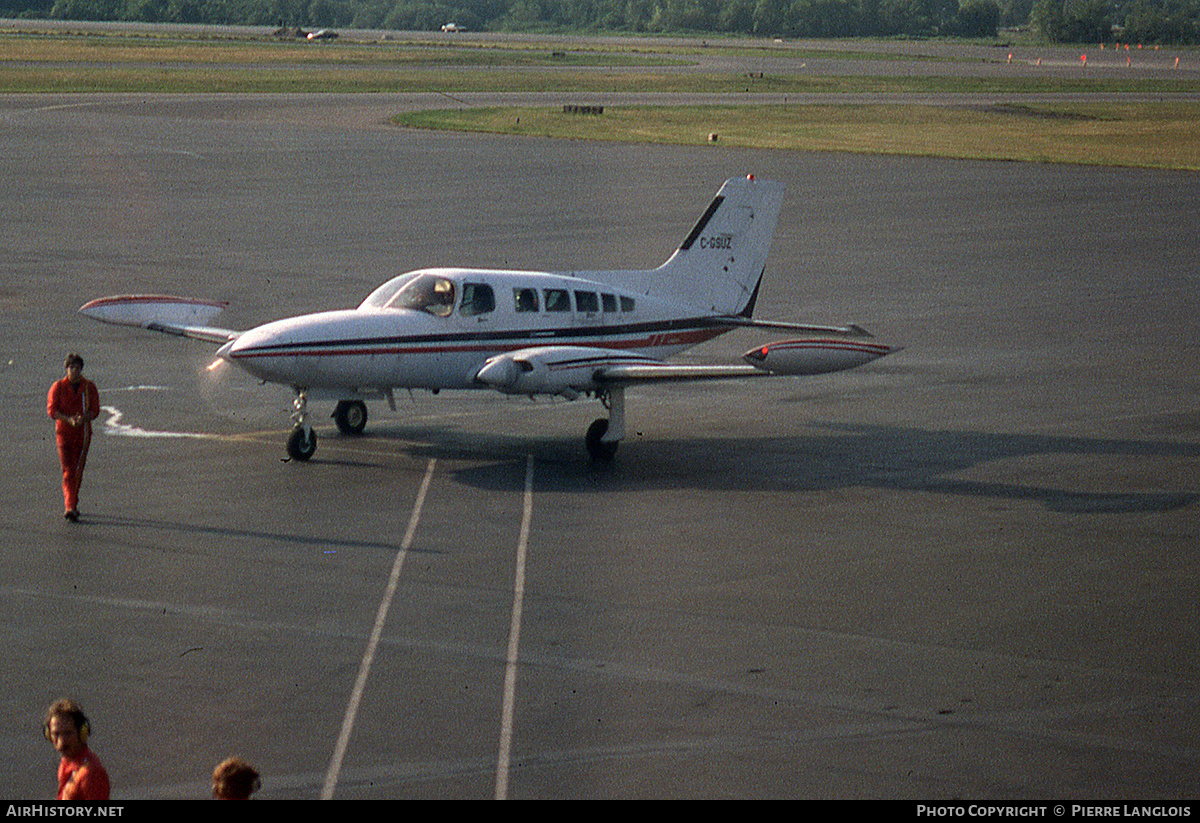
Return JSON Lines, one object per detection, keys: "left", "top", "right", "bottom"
{"left": 286, "top": 426, "right": 317, "bottom": 461}
{"left": 585, "top": 418, "right": 618, "bottom": 462}
{"left": 332, "top": 399, "right": 368, "bottom": 436}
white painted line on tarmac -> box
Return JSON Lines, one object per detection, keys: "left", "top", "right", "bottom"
{"left": 495, "top": 453, "right": 535, "bottom": 800}
{"left": 321, "top": 457, "right": 437, "bottom": 800}
{"left": 100, "top": 405, "right": 226, "bottom": 440}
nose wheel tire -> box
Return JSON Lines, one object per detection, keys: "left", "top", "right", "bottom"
{"left": 287, "top": 426, "right": 317, "bottom": 461}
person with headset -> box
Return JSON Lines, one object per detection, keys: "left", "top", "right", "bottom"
{"left": 46, "top": 353, "right": 101, "bottom": 522}
{"left": 44, "top": 699, "right": 110, "bottom": 801}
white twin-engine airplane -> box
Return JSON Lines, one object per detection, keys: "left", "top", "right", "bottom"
{"left": 80, "top": 175, "right": 900, "bottom": 462}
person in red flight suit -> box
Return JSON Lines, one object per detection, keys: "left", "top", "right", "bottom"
{"left": 47, "top": 353, "right": 100, "bottom": 521}
{"left": 44, "top": 699, "right": 111, "bottom": 801}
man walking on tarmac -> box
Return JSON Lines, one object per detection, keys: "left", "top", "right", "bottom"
{"left": 47, "top": 353, "right": 100, "bottom": 522}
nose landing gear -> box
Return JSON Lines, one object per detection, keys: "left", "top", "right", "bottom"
{"left": 287, "top": 387, "right": 316, "bottom": 461}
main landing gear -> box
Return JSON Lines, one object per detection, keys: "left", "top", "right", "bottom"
{"left": 586, "top": 386, "right": 624, "bottom": 462}
{"left": 332, "top": 399, "right": 368, "bottom": 436}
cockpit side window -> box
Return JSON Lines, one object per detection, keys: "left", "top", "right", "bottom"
{"left": 513, "top": 287, "right": 539, "bottom": 312}
{"left": 461, "top": 283, "right": 496, "bottom": 317}
{"left": 385, "top": 273, "right": 456, "bottom": 317}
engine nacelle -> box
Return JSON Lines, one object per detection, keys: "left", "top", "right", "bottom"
{"left": 742, "top": 338, "right": 899, "bottom": 376}
{"left": 475, "top": 346, "right": 655, "bottom": 398}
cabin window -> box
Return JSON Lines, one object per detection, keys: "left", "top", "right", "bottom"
{"left": 601, "top": 293, "right": 617, "bottom": 312}
{"left": 574, "top": 291, "right": 599, "bottom": 313}
{"left": 514, "top": 287, "right": 538, "bottom": 312}
{"left": 544, "top": 289, "right": 570, "bottom": 312}
{"left": 386, "top": 273, "right": 456, "bottom": 317}
{"left": 460, "top": 283, "right": 495, "bottom": 317}
{"left": 620, "top": 296, "right": 636, "bottom": 312}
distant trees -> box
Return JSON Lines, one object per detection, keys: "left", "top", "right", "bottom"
{"left": 44, "top": 0, "right": 280, "bottom": 23}
{"left": 1, "top": 0, "right": 53, "bottom": 17}
{"left": 1119, "top": 0, "right": 1200, "bottom": 43}
{"left": 954, "top": 0, "right": 1001, "bottom": 36}
{"left": 1031, "top": 0, "right": 1110, "bottom": 42}
{"left": 1032, "top": 0, "right": 1200, "bottom": 43}
{"left": 0, "top": 0, "right": 1194, "bottom": 43}
{"left": 8, "top": 0, "right": 1002, "bottom": 34}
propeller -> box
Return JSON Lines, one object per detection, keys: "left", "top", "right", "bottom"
{"left": 195, "top": 351, "right": 283, "bottom": 426}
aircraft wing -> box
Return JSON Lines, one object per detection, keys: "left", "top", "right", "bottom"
{"left": 599, "top": 337, "right": 900, "bottom": 384}
{"left": 79, "top": 295, "right": 241, "bottom": 344}
{"left": 475, "top": 338, "right": 900, "bottom": 397}
{"left": 595, "top": 362, "right": 764, "bottom": 383}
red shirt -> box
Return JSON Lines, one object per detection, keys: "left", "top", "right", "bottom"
{"left": 57, "top": 747, "right": 110, "bottom": 801}
{"left": 47, "top": 377, "right": 100, "bottom": 436}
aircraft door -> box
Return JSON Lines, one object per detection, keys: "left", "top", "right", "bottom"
{"left": 456, "top": 281, "right": 496, "bottom": 383}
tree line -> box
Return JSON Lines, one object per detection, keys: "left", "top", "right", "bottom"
{"left": 2, "top": 0, "right": 1199, "bottom": 43}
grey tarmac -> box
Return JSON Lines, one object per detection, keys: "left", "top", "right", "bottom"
{"left": 1, "top": 75, "right": 1197, "bottom": 799}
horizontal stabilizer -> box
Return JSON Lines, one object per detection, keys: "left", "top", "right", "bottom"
{"left": 719, "top": 316, "right": 875, "bottom": 338}
{"left": 79, "top": 295, "right": 240, "bottom": 344}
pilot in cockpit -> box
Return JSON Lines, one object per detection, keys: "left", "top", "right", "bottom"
{"left": 389, "top": 273, "right": 456, "bottom": 317}
{"left": 428, "top": 278, "right": 455, "bottom": 316}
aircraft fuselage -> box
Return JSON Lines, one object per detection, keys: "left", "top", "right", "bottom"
{"left": 222, "top": 268, "right": 731, "bottom": 393}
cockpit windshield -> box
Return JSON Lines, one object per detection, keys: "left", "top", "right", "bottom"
{"left": 361, "top": 272, "right": 457, "bottom": 317}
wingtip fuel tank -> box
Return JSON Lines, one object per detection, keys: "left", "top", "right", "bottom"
{"left": 742, "top": 338, "right": 901, "bottom": 376}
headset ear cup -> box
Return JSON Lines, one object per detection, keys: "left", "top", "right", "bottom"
{"left": 44, "top": 718, "right": 90, "bottom": 743}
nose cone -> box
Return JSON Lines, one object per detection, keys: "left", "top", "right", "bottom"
{"left": 223, "top": 317, "right": 306, "bottom": 383}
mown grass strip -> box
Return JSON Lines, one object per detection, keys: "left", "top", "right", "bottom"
{"left": 394, "top": 103, "right": 1200, "bottom": 170}
{"left": 0, "top": 33, "right": 680, "bottom": 67}
{"left": 3, "top": 62, "right": 1198, "bottom": 95}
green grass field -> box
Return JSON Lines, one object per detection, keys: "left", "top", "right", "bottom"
{"left": 3, "top": 28, "right": 1199, "bottom": 169}
{"left": 396, "top": 102, "right": 1200, "bottom": 170}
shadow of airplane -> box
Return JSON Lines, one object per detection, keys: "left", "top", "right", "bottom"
{"left": 372, "top": 421, "right": 1198, "bottom": 515}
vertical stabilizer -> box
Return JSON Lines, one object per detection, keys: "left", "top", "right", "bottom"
{"left": 652, "top": 176, "right": 785, "bottom": 316}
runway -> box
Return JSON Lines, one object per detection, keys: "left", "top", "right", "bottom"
{"left": 2, "top": 87, "right": 1198, "bottom": 799}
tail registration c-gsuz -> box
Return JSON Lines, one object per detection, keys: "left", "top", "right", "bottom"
{"left": 80, "top": 175, "right": 900, "bottom": 462}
